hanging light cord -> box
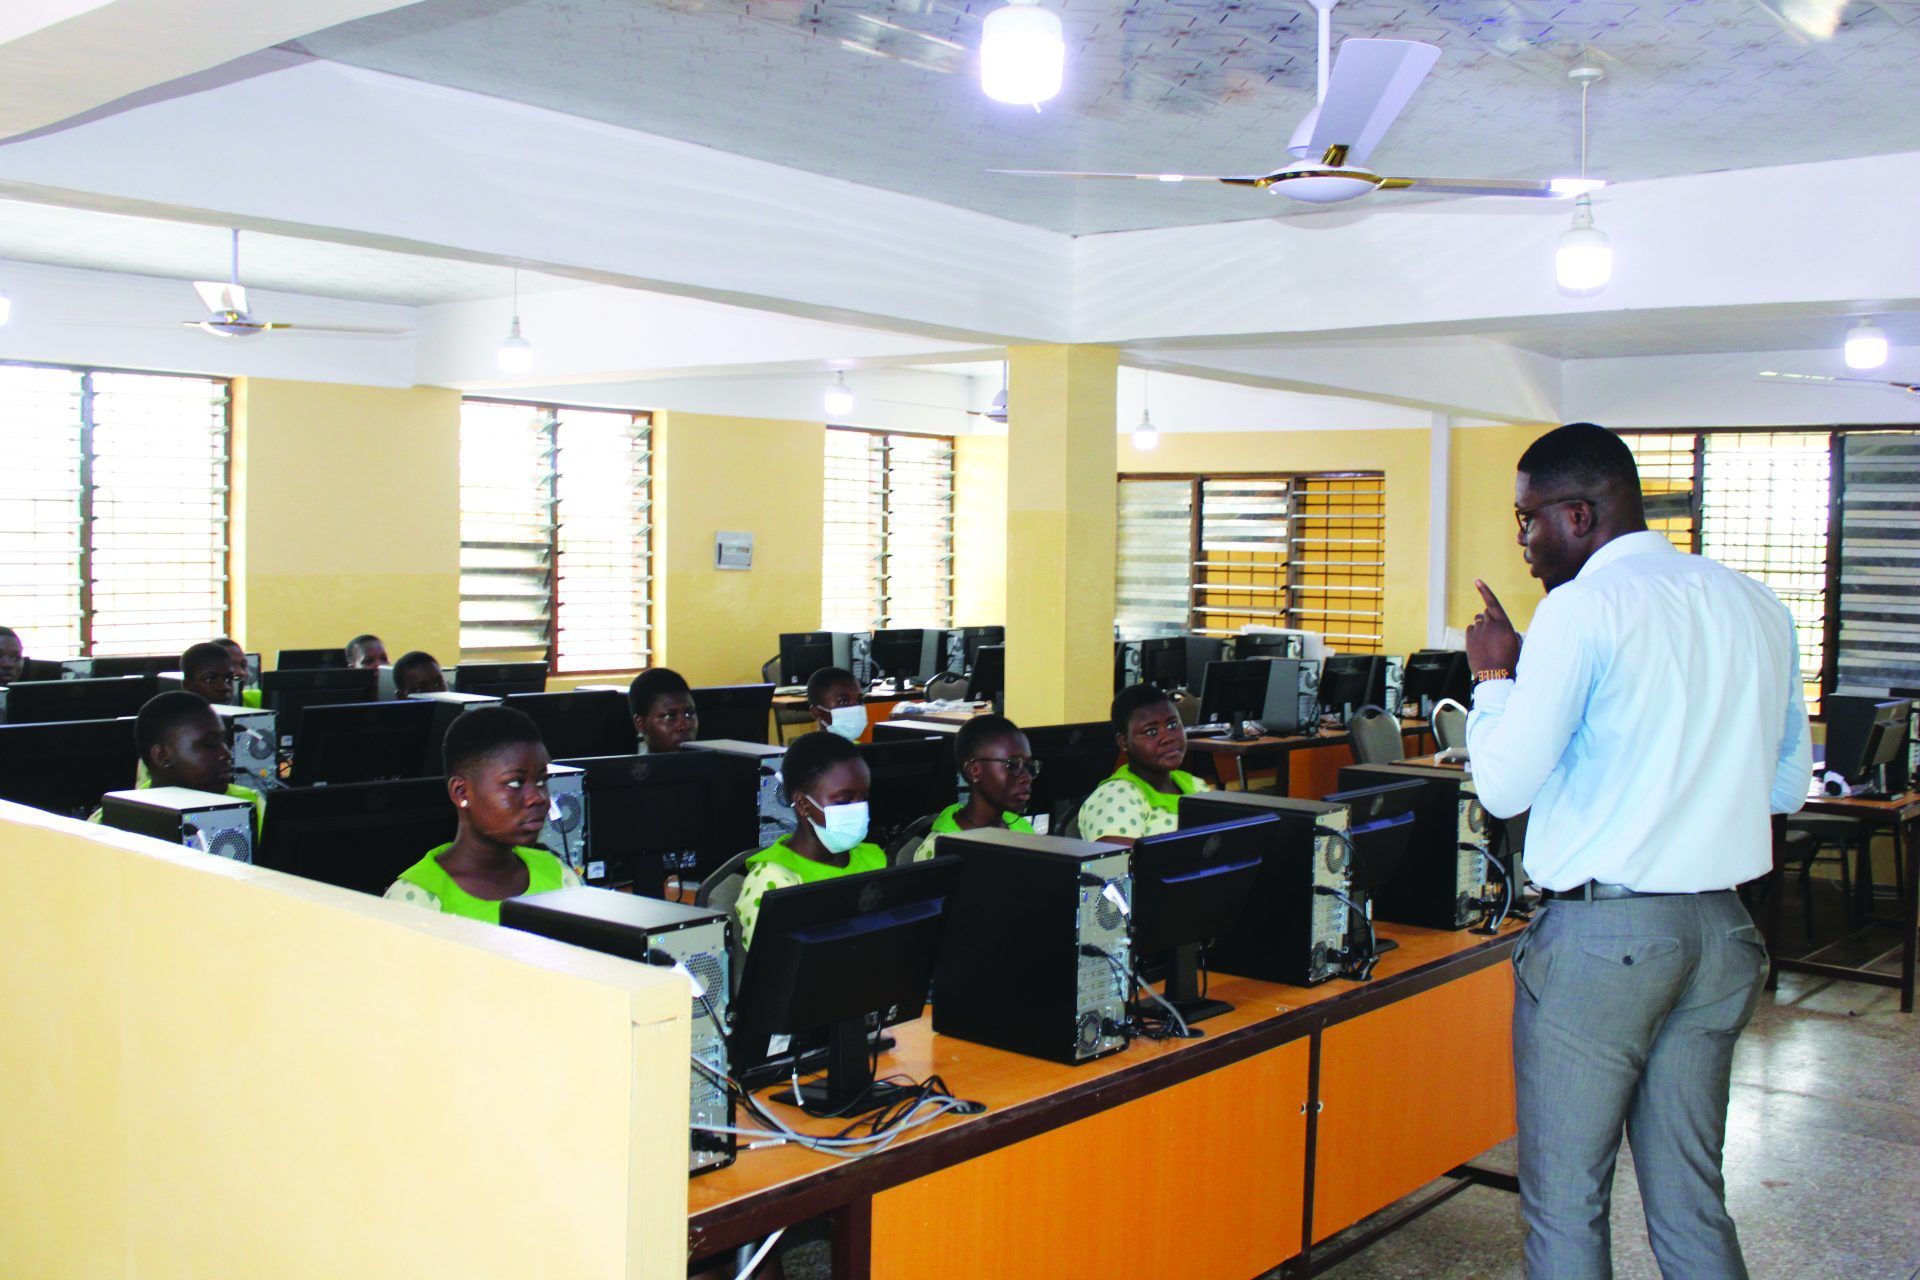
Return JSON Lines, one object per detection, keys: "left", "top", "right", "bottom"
{"left": 1580, "top": 81, "right": 1590, "bottom": 180}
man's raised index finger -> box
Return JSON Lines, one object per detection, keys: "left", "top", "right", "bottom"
{"left": 1475, "top": 579, "right": 1510, "bottom": 619}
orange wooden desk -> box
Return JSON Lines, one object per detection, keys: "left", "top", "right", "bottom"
{"left": 688, "top": 921, "right": 1522, "bottom": 1279}
{"left": 1195, "top": 720, "right": 1433, "bottom": 795}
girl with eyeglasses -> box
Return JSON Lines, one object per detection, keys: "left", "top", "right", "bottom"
{"left": 910, "top": 714, "right": 1037, "bottom": 861}
{"left": 1075, "top": 684, "right": 1212, "bottom": 847}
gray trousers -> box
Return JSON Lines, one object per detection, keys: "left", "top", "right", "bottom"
{"left": 1512, "top": 890, "right": 1768, "bottom": 1280}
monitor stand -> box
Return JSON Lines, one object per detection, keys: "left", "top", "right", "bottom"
{"left": 1129, "top": 944, "right": 1231, "bottom": 1027}
{"left": 1225, "top": 716, "right": 1254, "bottom": 742}
{"left": 769, "top": 1016, "right": 917, "bottom": 1117}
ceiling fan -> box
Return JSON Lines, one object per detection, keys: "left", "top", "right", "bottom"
{"left": 187, "top": 230, "right": 409, "bottom": 338}
{"left": 1758, "top": 370, "right": 1920, "bottom": 396}
{"left": 991, "top": 0, "right": 1605, "bottom": 206}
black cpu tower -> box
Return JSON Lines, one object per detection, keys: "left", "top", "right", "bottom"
{"left": 932, "top": 829, "right": 1133, "bottom": 1065}
{"left": 1337, "top": 762, "right": 1492, "bottom": 930}
{"left": 1178, "top": 792, "right": 1353, "bottom": 986}
{"left": 500, "top": 888, "right": 736, "bottom": 1175}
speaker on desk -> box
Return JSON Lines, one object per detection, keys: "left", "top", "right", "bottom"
{"left": 932, "top": 829, "right": 1133, "bottom": 1065}
{"left": 1338, "top": 762, "right": 1495, "bottom": 930}
{"left": 1178, "top": 792, "right": 1353, "bottom": 986}
{"left": 99, "top": 786, "right": 255, "bottom": 864}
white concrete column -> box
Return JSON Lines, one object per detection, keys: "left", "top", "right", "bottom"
{"left": 1427, "top": 412, "right": 1452, "bottom": 648}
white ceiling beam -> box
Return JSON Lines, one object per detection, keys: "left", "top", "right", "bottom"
{"left": 1564, "top": 347, "right": 1920, "bottom": 428}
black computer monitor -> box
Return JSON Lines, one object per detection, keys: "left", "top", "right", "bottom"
{"left": 1137, "top": 636, "right": 1190, "bottom": 693}
{"left": 859, "top": 737, "right": 960, "bottom": 850}
{"left": 0, "top": 718, "right": 137, "bottom": 819}
{"left": 1129, "top": 816, "right": 1272, "bottom": 1025}
{"left": 253, "top": 778, "right": 455, "bottom": 895}
{"left": 779, "top": 631, "right": 838, "bottom": 686}
{"left": 453, "top": 661, "right": 548, "bottom": 698}
{"left": 87, "top": 654, "right": 179, "bottom": 681}
{"left": 275, "top": 647, "right": 348, "bottom": 670}
{"left": 3, "top": 676, "right": 148, "bottom": 724}
{"left": 730, "top": 857, "right": 962, "bottom": 1114}
{"left": 259, "top": 668, "right": 380, "bottom": 744}
{"left": 1319, "top": 655, "right": 1386, "bottom": 721}
{"left": 1400, "top": 650, "right": 1470, "bottom": 719}
{"left": 966, "top": 644, "right": 1005, "bottom": 703}
{"left": 1829, "top": 698, "right": 1912, "bottom": 796}
{"left": 949, "top": 626, "right": 1005, "bottom": 673}
{"left": 1318, "top": 780, "right": 1424, "bottom": 969}
{"left": 555, "top": 751, "right": 758, "bottom": 895}
{"left": 19, "top": 657, "right": 68, "bottom": 683}
{"left": 503, "top": 690, "right": 637, "bottom": 758}
{"left": 1022, "top": 722, "right": 1118, "bottom": 830}
{"left": 288, "top": 700, "right": 438, "bottom": 787}
{"left": 1231, "top": 633, "right": 1299, "bottom": 662}
{"left": 1198, "top": 659, "right": 1273, "bottom": 741}
{"left": 691, "top": 684, "right": 774, "bottom": 745}
{"left": 869, "top": 629, "right": 931, "bottom": 689}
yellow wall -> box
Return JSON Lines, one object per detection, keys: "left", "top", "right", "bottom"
{"left": 654, "top": 411, "right": 824, "bottom": 685}
{"left": 1117, "top": 429, "right": 1432, "bottom": 656}
{"left": 952, "top": 433, "right": 1008, "bottom": 627}
{"left": 231, "top": 379, "right": 462, "bottom": 669}
{"left": 0, "top": 804, "right": 689, "bottom": 1280}
{"left": 1449, "top": 424, "right": 1548, "bottom": 634}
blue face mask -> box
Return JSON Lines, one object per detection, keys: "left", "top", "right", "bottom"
{"left": 805, "top": 798, "right": 870, "bottom": 854}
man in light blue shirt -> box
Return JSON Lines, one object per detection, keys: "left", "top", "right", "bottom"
{"left": 1466, "top": 423, "right": 1810, "bottom": 1280}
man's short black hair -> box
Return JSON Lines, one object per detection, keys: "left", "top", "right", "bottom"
{"left": 214, "top": 636, "right": 243, "bottom": 653}
{"left": 628, "top": 666, "right": 692, "bottom": 717}
{"left": 345, "top": 634, "right": 383, "bottom": 662}
{"left": 1517, "top": 422, "right": 1642, "bottom": 500}
{"left": 443, "top": 705, "right": 546, "bottom": 777}
{"left": 0, "top": 626, "right": 19, "bottom": 643}
{"left": 805, "top": 666, "right": 860, "bottom": 706}
{"left": 779, "top": 729, "right": 863, "bottom": 803}
{"left": 954, "top": 713, "right": 1022, "bottom": 767}
{"left": 1111, "top": 683, "right": 1177, "bottom": 735}
{"left": 393, "top": 650, "right": 441, "bottom": 683}
{"left": 180, "top": 641, "right": 231, "bottom": 680}
{"left": 135, "top": 691, "right": 218, "bottom": 758}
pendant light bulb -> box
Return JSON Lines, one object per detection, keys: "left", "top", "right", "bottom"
{"left": 1844, "top": 319, "right": 1889, "bottom": 371}
{"left": 1132, "top": 371, "right": 1159, "bottom": 449}
{"left": 497, "top": 270, "right": 532, "bottom": 374}
{"left": 824, "top": 371, "right": 855, "bottom": 418}
{"left": 981, "top": 0, "right": 1064, "bottom": 105}
{"left": 1556, "top": 195, "right": 1612, "bottom": 296}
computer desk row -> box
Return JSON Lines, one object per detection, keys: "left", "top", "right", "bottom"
{"left": 687, "top": 918, "right": 1525, "bottom": 1280}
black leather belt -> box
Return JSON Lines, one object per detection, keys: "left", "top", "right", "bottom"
{"left": 1538, "top": 882, "right": 1706, "bottom": 902}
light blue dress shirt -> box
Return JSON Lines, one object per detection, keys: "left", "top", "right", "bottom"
{"left": 1467, "top": 530, "right": 1811, "bottom": 892}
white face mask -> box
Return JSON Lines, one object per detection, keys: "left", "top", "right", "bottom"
{"left": 823, "top": 704, "right": 867, "bottom": 741}
{"left": 805, "top": 798, "right": 870, "bottom": 854}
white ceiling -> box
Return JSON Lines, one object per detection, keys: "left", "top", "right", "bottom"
{"left": 0, "top": 197, "right": 580, "bottom": 305}
{"left": 288, "top": 0, "right": 1920, "bottom": 236}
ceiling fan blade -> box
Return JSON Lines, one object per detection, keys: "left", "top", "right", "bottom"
{"left": 193, "top": 279, "right": 248, "bottom": 315}
{"left": 1307, "top": 39, "right": 1440, "bottom": 167}
{"left": 1758, "top": 370, "right": 1920, "bottom": 393}
{"left": 1378, "top": 176, "right": 1601, "bottom": 198}
{"left": 276, "top": 323, "right": 414, "bottom": 336}
{"left": 989, "top": 168, "right": 1267, "bottom": 186}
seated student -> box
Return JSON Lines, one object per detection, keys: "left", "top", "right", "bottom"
{"left": 912, "top": 713, "right": 1036, "bottom": 861}
{"left": 345, "top": 634, "right": 389, "bottom": 670}
{"left": 385, "top": 706, "right": 580, "bottom": 923}
{"left": 392, "top": 650, "right": 447, "bottom": 698}
{"left": 734, "top": 730, "right": 886, "bottom": 950}
{"left": 628, "top": 667, "right": 698, "bottom": 753}
{"left": 91, "top": 692, "right": 265, "bottom": 835}
{"left": 1075, "top": 684, "right": 1213, "bottom": 847}
{"left": 0, "top": 625, "right": 23, "bottom": 686}
{"left": 179, "top": 641, "right": 238, "bottom": 706}
{"left": 212, "top": 637, "right": 262, "bottom": 708}
{"left": 806, "top": 666, "right": 868, "bottom": 742}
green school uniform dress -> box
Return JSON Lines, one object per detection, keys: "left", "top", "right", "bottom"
{"left": 384, "top": 844, "right": 581, "bottom": 924}
{"left": 1075, "top": 764, "right": 1211, "bottom": 843}
{"left": 240, "top": 688, "right": 263, "bottom": 709}
{"left": 911, "top": 802, "right": 1035, "bottom": 862}
{"left": 733, "top": 835, "right": 887, "bottom": 950}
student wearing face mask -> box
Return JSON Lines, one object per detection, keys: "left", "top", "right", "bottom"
{"left": 733, "top": 730, "right": 885, "bottom": 950}
{"left": 805, "top": 666, "right": 868, "bottom": 742}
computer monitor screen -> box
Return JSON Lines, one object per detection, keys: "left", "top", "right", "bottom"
{"left": 1138, "top": 637, "right": 1189, "bottom": 693}
{"left": 275, "top": 647, "right": 348, "bottom": 670}
{"left": 253, "top": 778, "right": 456, "bottom": 896}
{"left": 1319, "top": 655, "right": 1386, "bottom": 719}
{"left": 869, "top": 629, "right": 930, "bottom": 687}
{"left": 1232, "top": 633, "right": 1298, "bottom": 662}
{"left": 87, "top": 654, "right": 179, "bottom": 680}
{"left": 1199, "top": 660, "right": 1273, "bottom": 739}
{"left": 779, "top": 631, "right": 837, "bottom": 686}
{"left": 0, "top": 718, "right": 138, "bottom": 819}
{"left": 260, "top": 668, "right": 380, "bottom": 743}
{"left": 504, "top": 690, "right": 638, "bottom": 758}
{"left": 690, "top": 684, "right": 774, "bottom": 745}
{"left": 1129, "top": 816, "right": 1272, "bottom": 1024}
{"left": 555, "top": 751, "right": 758, "bottom": 895}
{"left": 730, "top": 857, "right": 962, "bottom": 1113}
{"left": 859, "top": 737, "right": 960, "bottom": 850}
{"left": 18, "top": 657, "right": 68, "bottom": 683}
{"left": 1825, "top": 695, "right": 1912, "bottom": 787}
{"left": 289, "top": 700, "right": 438, "bottom": 787}
{"left": 2, "top": 676, "right": 148, "bottom": 724}
{"left": 952, "top": 626, "right": 1005, "bottom": 672}
{"left": 1400, "top": 650, "right": 1470, "bottom": 717}
{"left": 1023, "top": 722, "right": 1118, "bottom": 830}
{"left": 966, "top": 645, "right": 1005, "bottom": 703}
{"left": 452, "top": 662, "right": 548, "bottom": 698}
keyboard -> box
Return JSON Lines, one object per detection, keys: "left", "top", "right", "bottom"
{"left": 773, "top": 685, "right": 807, "bottom": 696}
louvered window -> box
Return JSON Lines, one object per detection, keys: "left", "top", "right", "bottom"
{"left": 1836, "top": 432, "right": 1920, "bottom": 695}
{"left": 821, "top": 428, "right": 953, "bottom": 631}
{"left": 1115, "top": 480, "right": 1192, "bottom": 633}
{"left": 459, "top": 399, "right": 652, "bottom": 673}
{"left": 0, "top": 363, "right": 228, "bottom": 659}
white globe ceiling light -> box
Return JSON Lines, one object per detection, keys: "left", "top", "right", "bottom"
{"left": 497, "top": 270, "right": 533, "bottom": 374}
{"left": 1555, "top": 66, "right": 1611, "bottom": 298}
{"left": 825, "top": 371, "right": 855, "bottom": 418}
{"left": 1844, "top": 319, "right": 1889, "bottom": 371}
{"left": 981, "top": 0, "right": 1064, "bottom": 106}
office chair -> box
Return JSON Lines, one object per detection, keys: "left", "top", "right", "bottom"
{"left": 1430, "top": 698, "right": 1469, "bottom": 752}
{"left": 694, "top": 847, "right": 760, "bottom": 995}
{"left": 762, "top": 655, "right": 818, "bottom": 745}
{"left": 887, "top": 813, "right": 937, "bottom": 865}
{"left": 1781, "top": 812, "right": 1869, "bottom": 933}
{"left": 924, "top": 671, "right": 969, "bottom": 702}
{"left": 1347, "top": 705, "right": 1405, "bottom": 766}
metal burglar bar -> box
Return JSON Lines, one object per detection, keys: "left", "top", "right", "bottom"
{"left": 821, "top": 428, "right": 953, "bottom": 631}
{"left": 1193, "top": 476, "right": 1292, "bottom": 637}
{"left": 1288, "top": 474, "right": 1386, "bottom": 654}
